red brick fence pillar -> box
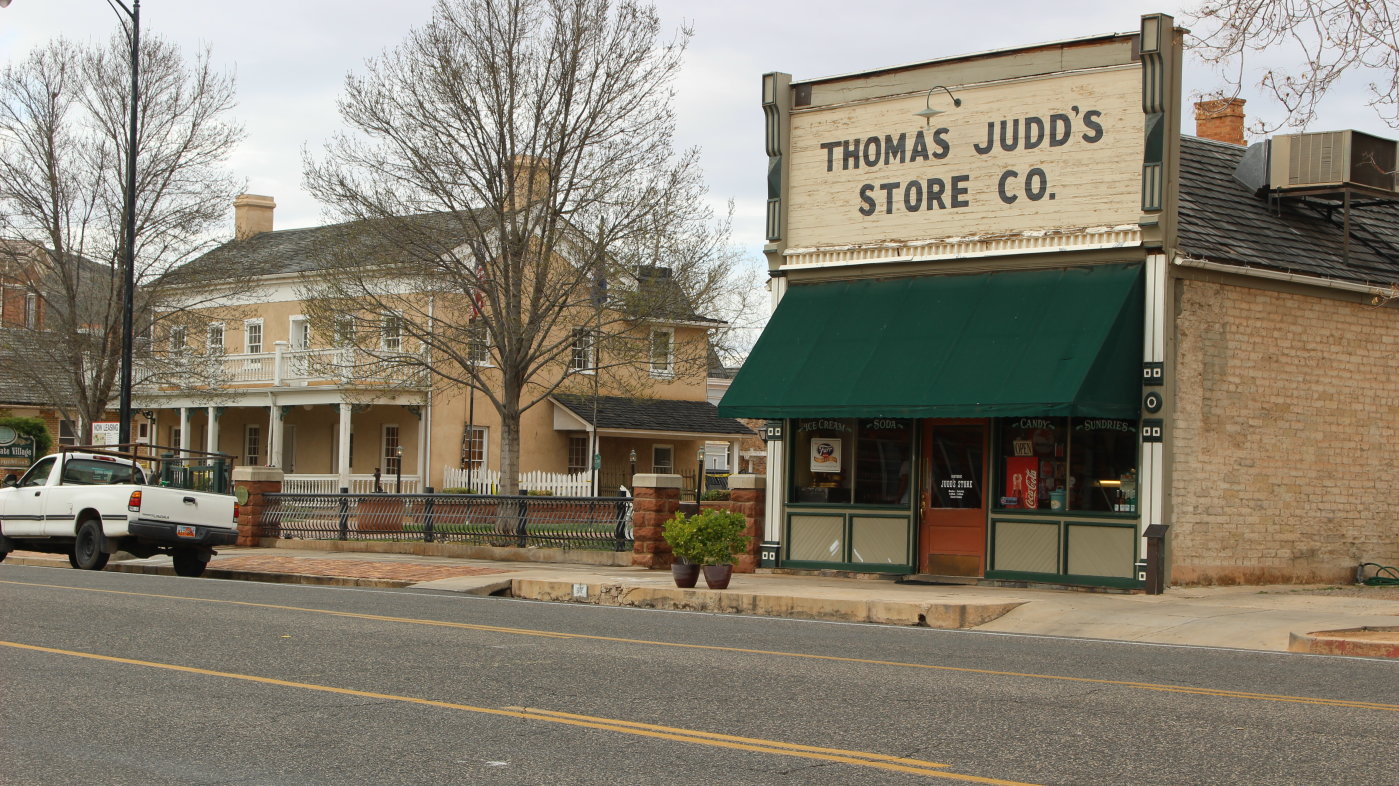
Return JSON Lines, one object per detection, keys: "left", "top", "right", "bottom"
{"left": 630, "top": 474, "right": 682, "bottom": 569}
{"left": 727, "top": 474, "right": 766, "bottom": 573}
{"left": 232, "top": 466, "right": 283, "bottom": 546}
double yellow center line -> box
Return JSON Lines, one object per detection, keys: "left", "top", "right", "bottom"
{"left": 0, "top": 638, "right": 1031, "bottom": 783}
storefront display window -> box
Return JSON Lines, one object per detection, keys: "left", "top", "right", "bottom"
{"left": 1069, "top": 418, "right": 1138, "bottom": 512}
{"left": 995, "top": 417, "right": 1137, "bottom": 513}
{"left": 998, "top": 418, "right": 1068, "bottom": 511}
{"left": 790, "top": 418, "right": 913, "bottom": 506}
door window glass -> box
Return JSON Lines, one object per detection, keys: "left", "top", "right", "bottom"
{"left": 19, "top": 457, "right": 56, "bottom": 487}
{"left": 930, "top": 426, "right": 983, "bottom": 508}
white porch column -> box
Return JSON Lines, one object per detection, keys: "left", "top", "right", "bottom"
{"left": 730, "top": 439, "right": 742, "bottom": 473}
{"left": 273, "top": 340, "right": 289, "bottom": 386}
{"left": 337, "top": 402, "right": 352, "bottom": 490}
{"left": 178, "top": 408, "right": 191, "bottom": 451}
{"left": 417, "top": 403, "right": 429, "bottom": 492}
{"left": 206, "top": 406, "right": 220, "bottom": 455}
{"left": 268, "top": 401, "right": 284, "bottom": 468}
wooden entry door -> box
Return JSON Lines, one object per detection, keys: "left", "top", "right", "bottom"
{"left": 919, "top": 420, "right": 989, "bottom": 576}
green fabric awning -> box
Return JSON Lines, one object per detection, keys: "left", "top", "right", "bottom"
{"left": 718, "top": 263, "right": 1143, "bottom": 420}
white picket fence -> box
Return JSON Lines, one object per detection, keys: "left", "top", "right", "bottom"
{"left": 441, "top": 467, "right": 593, "bottom": 497}
{"left": 283, "top": 474, "right": 422, "bottom": 494}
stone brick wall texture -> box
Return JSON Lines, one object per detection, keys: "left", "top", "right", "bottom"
{"left": 1172, "top": 278, "right": 1399, "bottom": 584}
{"left": 630, "top": 485, "right": 681, "bottom": 569}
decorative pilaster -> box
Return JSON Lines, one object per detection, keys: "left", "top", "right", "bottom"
{"left": 232, "top": 466, "right": 283, "bottom": 546}
{"left": 727, "top": 474, "right": 766, "bottom": 573}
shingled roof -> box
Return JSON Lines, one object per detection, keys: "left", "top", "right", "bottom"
{"left": 552, "top": 393, "right": 754, "bottom": 436}
{"left": 181, "top": 210, "right": 486, "bottom": 280}
{"left": 1177, "top": 134, "right": 1399, "bottom": 287}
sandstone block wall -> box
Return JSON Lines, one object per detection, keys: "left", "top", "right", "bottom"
{"left": 1171, "top": 277, "right": 1399, "bottom": 584}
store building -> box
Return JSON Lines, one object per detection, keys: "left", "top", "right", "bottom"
{"left": 720, "top": 14, "right": 1399, "bottom": 587}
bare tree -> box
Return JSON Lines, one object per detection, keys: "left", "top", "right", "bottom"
{"left": 1187, "top": 0, "right": 1399, "bottom": 131}
{"left": 0, "top": 34, "right": 244, "bottom": 439}
{"left": 302, "top": 0, "right": 751, "bottom": 494}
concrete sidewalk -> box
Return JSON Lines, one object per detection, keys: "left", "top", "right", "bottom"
{"left": 7, "top": 544, "right": 1399, "bottom": 657}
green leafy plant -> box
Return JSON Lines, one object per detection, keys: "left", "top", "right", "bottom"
{"left": 0, "top": 416, "right": 52, "bottom": 458}
{"left": 700, "top": 488, "right": 731, "bottom": 501}
{"left": 663, "top": 508, "right": 747, "bottom": 566}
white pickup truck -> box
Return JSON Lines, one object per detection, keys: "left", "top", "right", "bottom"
{"left": 0, "top": 444, "right": 238, "bottom": 577}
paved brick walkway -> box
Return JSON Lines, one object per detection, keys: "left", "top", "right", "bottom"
{"left": 208, "top": 556, "right": 513, "bottom": 582}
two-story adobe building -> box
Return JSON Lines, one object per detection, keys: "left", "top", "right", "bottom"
{"left": 720, "top": 13, "right": 1399, "bottom": 587}
{"left": 136, "top": 194, "right": 752, "bottom": 496}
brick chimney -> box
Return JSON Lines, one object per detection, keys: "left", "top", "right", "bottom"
{"left": 506, "top": 156, "right": 552, "bottom": 212}
{"left": 233, "top": 194, "right": 276, "bottom": 240}
{"left": 1194, "top": 99, "right": 1246, "bottom": 146}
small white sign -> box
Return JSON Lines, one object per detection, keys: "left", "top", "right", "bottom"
{"left": 572, "top": 583, "right": 588, "bottom": 598}
{"left": 91, "top": 422, "right": 120, "bottom": 446}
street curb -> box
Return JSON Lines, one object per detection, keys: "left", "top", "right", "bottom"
{"left": 505, "top": 578, "right": 1026, "bottom": 628}
{"left": 1288, "top": 627, "right": 1399, "bottom": 658}
{"left": 5, "top": 555, "right": 414, "bottom": 589}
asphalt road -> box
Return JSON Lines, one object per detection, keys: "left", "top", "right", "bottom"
{"left": 2, "top": 563, "right": 1397, "bottom": 785}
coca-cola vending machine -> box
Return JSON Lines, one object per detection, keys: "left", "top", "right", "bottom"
{"left": 1004, "top": 456, "right": 1038, "bottom": 510}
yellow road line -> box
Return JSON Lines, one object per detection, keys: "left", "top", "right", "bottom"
{"left": 6, "top": 578, "right": 1398, "bottom": 713}
{"left": 0, "top": 639, "right": 1036, "bottom": 785}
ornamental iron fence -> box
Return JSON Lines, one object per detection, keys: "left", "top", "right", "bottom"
{"left": 259, "top": 489, "right": 633, "bottom": 552}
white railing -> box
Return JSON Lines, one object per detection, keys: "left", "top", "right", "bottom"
{"left": 441, "top": 467, "right": 593, "bottom": 496}
{"left": 283, "top": 473, "right": 422, "bottom": 494}
{"left": 139, "top": 345, "right": 429, "bottom": 390}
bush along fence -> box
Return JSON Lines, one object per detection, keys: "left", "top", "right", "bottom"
{"left": 254, "top": 487, "right": 633, "bottom": 552}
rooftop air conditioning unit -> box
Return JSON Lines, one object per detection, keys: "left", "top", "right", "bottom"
{"left": 1268, "top": 130, "right": 1399, "bottom": 193}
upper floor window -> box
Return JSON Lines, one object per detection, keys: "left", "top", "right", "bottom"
{"left": 245, "top": 319, "right": 263, "bottom": 354}
{"left": 382, "top": 314, "right": 403, "bottom": 352}
{"left": 207, "top": 322, "right": 225, "bottom": 354}
{"left": 24, "top": 293, "right": 38, "bottom": 329}
{"left": 168, "top": 325, "right": 187, "bottom": 353}
{"left": 569, "top": 328, "right": 595, "bottom": 372}
{"left": 290, "top": 317, "right": 311, "bottom": 349}
{"left": 467, "top": 324, "right": 491, "bottom": 366}
{"left": 649, "top": 328, "right": 673, "bottom": 377}
{"left": 333, "top": 315, "right": 355, "bottom": 348}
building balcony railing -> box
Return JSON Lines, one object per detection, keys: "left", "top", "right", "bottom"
{"left": 138, "top": 342, "right": 429, "bottom": 391}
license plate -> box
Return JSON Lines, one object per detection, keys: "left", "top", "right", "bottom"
{"left": 176, "top": 525, "right": 197, "bottom": 538}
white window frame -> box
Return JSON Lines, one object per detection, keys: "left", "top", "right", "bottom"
{"left": 170, "top": 426, "right": 182, "bottom": 450}
{"left": 468, "top": 325, "right": 491, "bottom": 366}
{"left": 59, "top": 420, "right": 79, "bottom": 446}
{"left": 333, "top": 315, "right": 355, "bottom": 348}
{"left": 382, "top": 423, "right": 402, "bottom": 475}
{"left": 649, "top": 327, "right": 674, "bottom": 378}
{"left": 652, "top": 444, "right": 674, "bottom": 474}
{"left": 289, "top": 316, "right": 311, "bottom": 349}
{"left": 244, "top": 318, "right": 264, "bottom": 354}
{"left": 382, "top": 313, "right": 403, "bottom": 352}
{"left": 461, "top": 426, "right": 488, "bottom": 470}
{"left": 244, "top": 424, "right": 261, "bottom": 466}
{"left": 169, "top": 324, "right": 187, "bottom": 353}
{"left": 24, "top": 292, "right": 38, "bottom": 329}
{"left": 207, "top": 321, "right": 225, "bottom": 354}
{"left": 569, "top": 328, "right": 595, "bottom": 373}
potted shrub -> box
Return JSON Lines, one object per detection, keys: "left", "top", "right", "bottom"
{"left": 664, "top": 508, "right": 748, "bottom": 589}
{"left": 661, "top": 511, "right": 703, "bottom": 587}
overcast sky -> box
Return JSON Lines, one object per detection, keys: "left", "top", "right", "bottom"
{"left": 2, "top": 0, "right": 1392, "bottom": 260}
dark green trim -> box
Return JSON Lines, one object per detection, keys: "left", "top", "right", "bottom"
{"left": 989, "top": 508, "right": 1140, "bottom": 522}
{"left": 985, "top": 570, "right": 1141, "bottom": 590}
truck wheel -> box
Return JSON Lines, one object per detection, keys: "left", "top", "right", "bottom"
{"left": 171, "top": 548, "right": 206, "bottom": 578}
{"left": 73, "top": 520, "right": 110, "bottom": 571}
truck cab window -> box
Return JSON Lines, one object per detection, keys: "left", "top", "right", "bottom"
{"left": 19, "top": 457, "right": 56, "bottom": 488}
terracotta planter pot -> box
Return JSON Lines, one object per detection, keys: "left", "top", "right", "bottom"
{"left": 672, "top": 561, "right": 701, "bottom": 588}
{"left": 702, "top": 564, "right": 733, "bottom": 590}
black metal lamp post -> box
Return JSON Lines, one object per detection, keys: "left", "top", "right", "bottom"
{"left": 2, "top": 0, "right": 141, "bottom": 445}
{"left": 395, "top": 444, "right": 403, "bottom": 494}
{"left": 628, "top": 449, "right": 636, "bottom": 482}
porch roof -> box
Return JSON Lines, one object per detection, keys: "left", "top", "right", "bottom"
{"left": 550, "top": 394, "right": 754, "bottom": 437}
